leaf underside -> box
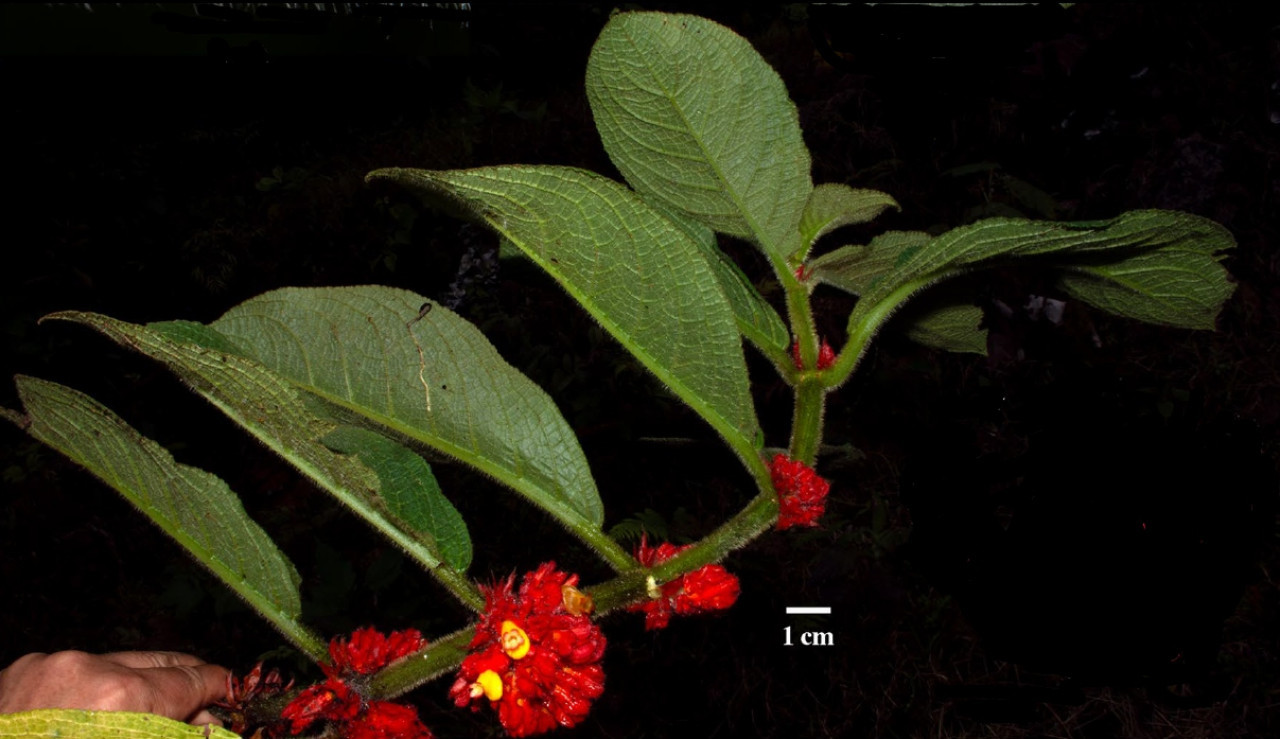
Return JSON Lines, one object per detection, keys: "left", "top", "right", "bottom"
{"left": 9, "top": 376, "right": 311, "bottom": 652}
{"left": 207, "top": 285, "right": 605, "bottom": 528}
{"left": 586, "top": 11, "right": 813, "bottom": 259}
{"left": 367, "top": 166, "right": 761, "bottom": 452}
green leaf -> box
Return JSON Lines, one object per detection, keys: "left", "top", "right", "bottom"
{"left": 0, "top": 710, "right": 241, "bottom": 738}
{"left": 797, "top": 184, "right": 900, "bottom": 259}
{"left": 367, "top": 166, "right": 761, "bottom": 454}
{"left": 902, "top": 302, "right": 988, "bottom": 355}
{"left": 208, "top": 285, "right": 605, "bottom": 530}
{"left": 7, "top": 376, "right": 323, "bottom": 659}
{"left": 809, "top": 231, "right": 932, "bottom": 296}
{"left": 852, "top": 211, "right": 1234, "bottom": 332}
{"left": 585, "top": 11, "right": 813, "bottom": 259}
{"left": 322, "top": 425, "right": 471, "bottom": 572}
{"left": 654, "top": 204, "right": 790, "bottom": 357}
{"left": 45, "top": 312, "right": 481, "bottom": 608}
{"left": 1056, "top": 244, "right": 1235, "bottom": 329}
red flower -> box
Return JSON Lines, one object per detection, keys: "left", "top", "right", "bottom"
{"left": 281, "top": 627, "right": 429, "bottom": 736}
{"left": 281, "top": 677, "right": 361, "bottom": 734}
{"left": 770, "top": 454, "right": 831, "bottom": 529}
{"left": 449, "top": 563, "right": 606, "bottom": 737}
{"left": 328, "top": 626, "right": 427, "bottom": 677}
{"left": 345, "top": 701, "right": 435, "bottom": 739}
{"left": 791, "top": 338, "right": 837, "bottom": 371}
{"left": 628, "top": 537, "right": 740, "bottom": 630}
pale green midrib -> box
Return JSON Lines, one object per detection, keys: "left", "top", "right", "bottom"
{"left": 29, "top": 395, "right": 326, "bottom": 660}
{"left": 300, "top": 381, "right": 602, "bottom": 529}
{"left": 618, "top": 26, "right": 785, "bottom": 257}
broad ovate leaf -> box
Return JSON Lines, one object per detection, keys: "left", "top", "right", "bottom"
{"left": 0, "top": 710, "right": 241, "bottom": 738}
{"left": 586, "top": 11, "right": 813, "bottom": 259}
{"left": 367, "top": 166, "right": 761, "bottom": 454}
{"left": 7, "top": 376, "right": 322, "bottom": 659}
{"left": 209, "top": 285, "right": 605, "bottom": 528}
{"left": 797, "top": 184, "right": 900, "bottom": 260}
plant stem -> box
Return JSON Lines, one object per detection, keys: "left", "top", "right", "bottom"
{"left": 590, "top": 490, "right": 779, "bottom": 614}
{"left": 788, "top": 378, "right": 826, "bottom": 466}
{"left": 825, "top": 280, "right": 919, "bottom": 390}
{"left": 369, "top": 626, "right": 476, "bottom": 699}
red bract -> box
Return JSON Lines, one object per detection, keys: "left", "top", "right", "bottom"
{"left": 791, "top": 338, "right": 837, "bottom": 371}
{"left": 281, "top": 626, "right": 431, "bottom": 737}
{"left": 770, "top": 453, "right": 831, "bottom": 529}
{"left": 345, "top": 701, "right": 435, "bottom": 739}
{"left": 449, "top": 563, "right": 606, "bottom": 737}
{"left": 328, "top": 626, "right": 427, "bottom": 677}
{"left": 281, "top": 678, "right": 361, "bottom": 735}
{"left": 628, "top": 537, "right": 740, "bottom": 630}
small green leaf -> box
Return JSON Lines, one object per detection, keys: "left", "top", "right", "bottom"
{"left": 0, "top": 710, "right": 242, "bottom": 738}
{"left": 902, "top": 302, "right": 988, "bottom": 355}
{"left": 323, "top": 425, "right": 471, "bottom": 572}
{"left": 797, "top": 184, "right": 900, "bottom": 259}
{"left": 586, "top": 11, "right": 813, "bottom": 259}
{"left": 368, "top": 166, "right": 761, "bottom": 455}
{"left": 8, "top": 376, "right": 323, "bottom": 659}
{"left": 809, "top": 231, "right": 932, "bottom": 296}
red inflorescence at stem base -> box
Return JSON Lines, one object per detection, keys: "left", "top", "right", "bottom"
{"left": 791, "top": 337, "right": 837, "bottom": 371}
{"left": 281, "top": 627, "right": 433, "bottom": 738}
{"left": 769, "top": 453, "right": 831, "bottom": 529}
{"left": 450, "top": 563, "right": 607, "bottom": 737}
{"left": 627, "top": 537, "right": 741, "bottom": 630}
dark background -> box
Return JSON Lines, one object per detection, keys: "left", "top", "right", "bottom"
{"left": 2, "top": 3, "right": 1278, "bottom": 737}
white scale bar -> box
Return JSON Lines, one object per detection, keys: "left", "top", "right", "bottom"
{"left": 785, "top": 606, "right": 831, "bottom": 615}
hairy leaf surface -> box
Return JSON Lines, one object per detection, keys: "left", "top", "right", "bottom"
{"left": 8, "top": 376, "right": 319, "bottom": 657}
{"left": 323, "top": 425, "right": 471, "bottom": 572}
{"left": 586, "top": 12, "right": 812, "bottom": 258}
{"left": 797, "top": 184, "right": 900, "bottom": 259}
{"left": 368, "top": 166, "right": 760, "bottom": 452}
{"left": 209, "top": 285, "right": 605, "bottom": 528}
{"left": 43, "top": 310, "right": 476, "bottom": 581}
{"left": 850, "top": 211, "right": 1234, "bottom": 335}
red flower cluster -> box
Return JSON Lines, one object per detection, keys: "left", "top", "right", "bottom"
{"left": 770, "top": 454, "right": 831, "bottom": 529}
{"left": 627, "top": 537, "right": 740, "bottom": 630}
{"left": 281, "top": 627, "right": 433, "bottom": 739}
{"left": 450, "top": 563, "right": 606, "bottom": 737}
{"left": 791, "top": 338, "right": 837, "bottom": 371}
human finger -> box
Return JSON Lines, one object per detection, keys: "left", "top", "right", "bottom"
{"left": 135, "top": 662, "right": 231, "bottom": 721}
{"left": 99, "top": 651, "right": 208, "bottom": 670}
